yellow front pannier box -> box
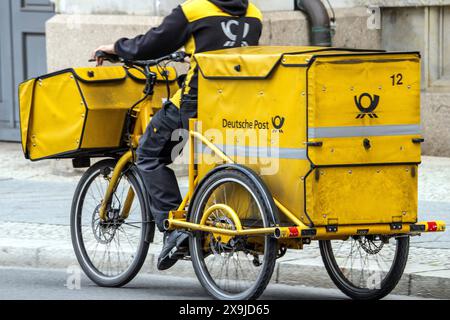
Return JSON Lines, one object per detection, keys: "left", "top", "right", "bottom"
{"left": 195, "top": 46, "right": 422, "bottom": 227}
{"left": 19, "top": 66, "right": 178, "bottom": 161}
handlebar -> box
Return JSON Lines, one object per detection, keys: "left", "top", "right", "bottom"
{"left": 90, "top": 50, "right": 188, "bottom": 67}
{"left": 89, "top": 50, "right": 188, "bottom": 98}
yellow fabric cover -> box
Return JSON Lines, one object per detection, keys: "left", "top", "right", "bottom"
{"left": 19, "top": 65, "right": 178, "bottom": 160}
{"left": 18, "top": 79, "right": 36, "bottom": 155}
{"left": 195, "top": 46, "right": 323, "bottom": 79}
{"left": 74, "top": 66, "right": 127, "bottom": 82}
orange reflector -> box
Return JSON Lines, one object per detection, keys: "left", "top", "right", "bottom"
{"left": 427, "top": 222, "right": 438, "bottom": 232}
{"left": 289, "top": 227, "right": 299, "bottom": 238}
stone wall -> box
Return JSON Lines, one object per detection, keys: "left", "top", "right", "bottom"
{"left": 50, "top": 0, "right": 450, "bottom": 16}
{"left": 52, "top": 0, "right": 296, "bottom": 15}
{"left": 380, "top": 6, "right": 450, "bottom": 156}
{"left": 422, "top": 93, "right": 450, "bottom": 156}
{"left": 46, "top": 8, "right": 380, "bottom": 71}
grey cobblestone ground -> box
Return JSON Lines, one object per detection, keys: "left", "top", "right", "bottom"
{"left": 0, "top": 142, "right": 449, "bottom": 298}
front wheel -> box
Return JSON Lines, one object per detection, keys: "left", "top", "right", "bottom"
{"left": 320, "top": 235, "right": 409, "bottom": 300}
{"left": 189, "top": 169, "right": 278, "bottom": 300}
{"left": 71, "top": 159, "right": 152, "bottom": 287}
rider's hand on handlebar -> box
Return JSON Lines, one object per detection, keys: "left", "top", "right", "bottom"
{"left": 91, "top": 44, "right": 116, "bottom": 66}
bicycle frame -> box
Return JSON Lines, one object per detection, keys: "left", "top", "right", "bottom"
{"left": 98, "top": 83, "right": 445, "bottom": 244}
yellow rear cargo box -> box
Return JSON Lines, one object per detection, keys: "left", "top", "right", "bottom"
{"left": 19, "top": 66, "right": 178, "bottom": 161}
{"left": 195, "top": 46, "right": 422, "bottom": 227}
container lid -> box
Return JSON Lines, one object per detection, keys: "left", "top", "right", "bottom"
{"left": 194, "top": 46, "right": 387, "bottom": 79}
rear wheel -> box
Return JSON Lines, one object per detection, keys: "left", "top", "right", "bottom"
{"left": 190, "top": 169, "right": 277, "bottom": 300}
{"left": 320, "top": 235, "right": 409, "bottom": 300}
{"left": 71, "top": 159, "right": 151, "bottom": 287}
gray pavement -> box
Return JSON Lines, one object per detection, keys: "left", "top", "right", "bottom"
{"left": 0, "top": 179, "right": 187, "bottom": 226}
{"left": 0, "top": 142, "right": 449, "bottom": 299}
{"left": 0, "top": 180, "right": 76, "bottom": 225}
{"left": 0, "top": 267, "right": 427, "bottom": 300}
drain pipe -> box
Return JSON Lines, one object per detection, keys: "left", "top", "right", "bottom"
{"left": 295, "top": 0, "right": 334, "bottom": 47}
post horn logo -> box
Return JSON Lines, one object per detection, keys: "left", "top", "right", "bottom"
{"left": 355, "top": 93, "right": 380, "bottom": 119}
{"left": 272, "top": 116, "right": 286, "bottom": 131}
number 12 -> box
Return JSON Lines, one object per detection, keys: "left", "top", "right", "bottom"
{"left": 391, "top": 73, "right": 403, "bottom": 86}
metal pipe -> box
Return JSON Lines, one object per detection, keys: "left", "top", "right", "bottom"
{"left": 200, "top": 204, "right": 243, "bottom": 231}
{"left": 275, "top": 221, "right": 447, "bottom": 240}
{"left": 190, "top": 131, "right": 234, "bottom": 164}
{"left": 120, "top": 188, "right": 135, "bottom": 219}
{"left": 296, "top": 0, "right": 333, "bottom": 46}
{"left": 414, "top": 220, "right": 446, "bottom": 233}
{"left": 188, "top": 119, "right": 197, "bottom": 200}
{"left": 165, "top": 219, "right": 276, "bottom": 237}
{"left": 99, "top": 150, "right": 133, "bottom": 221}
{"left": 273, "top": 198, "right": 309, "bottom": 228}
{"left": 188, "top": 129, "right": 310, "bottom": 229}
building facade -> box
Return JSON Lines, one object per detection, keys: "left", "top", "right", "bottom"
{"left": 0, "top": 0, "right": 449, "bottom": 157}
{"left": 0, "top": 0, "right": 54, "bottom": 141}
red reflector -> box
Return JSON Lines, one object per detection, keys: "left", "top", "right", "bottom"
{"left": 427, "top": 222, "right": 438, "bottom": 232}
{"left": 289, "top": 227, "right": 299, "bottom": 237}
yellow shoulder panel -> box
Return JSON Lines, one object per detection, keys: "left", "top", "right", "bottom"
{"left": 247, "top": 2, "right": 263, "bottom": 21}
{"left": 181, "top": 0, "right": 263, "bottom": 22}
{"left": 181, "top": 0, "right": 230, "bottom": 22}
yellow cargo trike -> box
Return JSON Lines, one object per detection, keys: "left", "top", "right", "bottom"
{"left": 19, "top": 46, "right": 446, "bottom": 300}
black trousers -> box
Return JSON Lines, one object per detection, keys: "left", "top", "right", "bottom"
{"left": 136, "top": 99, "right": 198, "bottom": 232}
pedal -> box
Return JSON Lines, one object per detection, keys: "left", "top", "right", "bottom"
{"left": 168, "top": 247, "right": 189, "bottom": 260}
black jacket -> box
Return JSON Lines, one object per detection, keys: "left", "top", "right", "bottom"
{"left": 115, "top": 0, "right": 263, "bottom": 107}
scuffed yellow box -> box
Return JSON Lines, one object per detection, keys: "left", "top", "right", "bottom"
{"left": 195, "top": 46, "right": 421, "bottom": 226}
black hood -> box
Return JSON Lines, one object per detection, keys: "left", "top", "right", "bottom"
{"left": 208, "top": 0, "right": 249, "bottom": 16}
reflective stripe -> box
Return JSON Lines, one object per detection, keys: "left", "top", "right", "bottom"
{"left": 196, "top": 144, "right": 307, "bottom": 160}
{"left": 308, "top": 124, "right": 421, "bottom": 139}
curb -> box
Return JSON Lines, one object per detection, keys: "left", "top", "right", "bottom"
{"left": 0, "top": 240, "right": 448, "bottom": 299}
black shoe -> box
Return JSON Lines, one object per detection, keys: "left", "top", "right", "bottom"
{"left": 157, "top": 231, "right": 189, "bottom": 271}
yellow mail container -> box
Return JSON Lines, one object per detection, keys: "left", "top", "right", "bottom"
{"left": 195, "top": 46, "right": 422, "bottom": 227}
{"left": 19, "top": 65, "right": 178, "bottom": 161}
